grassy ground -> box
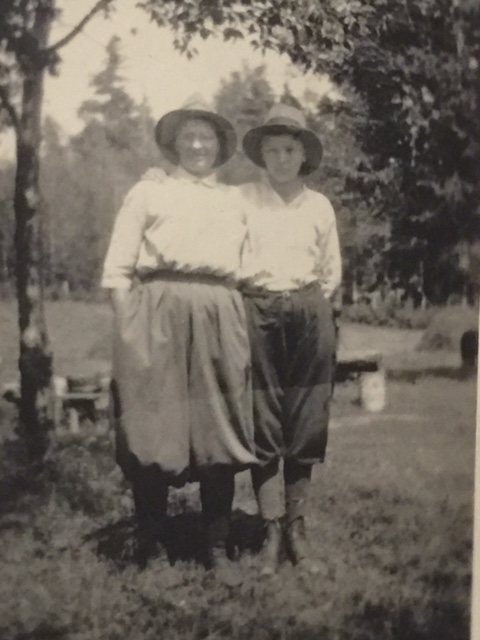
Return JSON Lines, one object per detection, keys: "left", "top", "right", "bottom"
{"left": 0, "top": 301, "right": 477, "bottom": 639}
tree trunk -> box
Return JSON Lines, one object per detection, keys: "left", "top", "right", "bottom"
{"left": 14, "top": 6, "right": 55, "bottom": 461}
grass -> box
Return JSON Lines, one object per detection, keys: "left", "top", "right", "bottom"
{"left": 0, "top": 301, "right": 113, "bottom": 388}
{"left": 0, "top": 301, "right": 477, "bottom": 639}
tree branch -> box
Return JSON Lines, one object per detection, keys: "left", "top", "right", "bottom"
{"left": 45, "top": 0, "right": 116, "bottom": 54}
{"left": 0, "top": 85, "right": 20, "bottom": 132}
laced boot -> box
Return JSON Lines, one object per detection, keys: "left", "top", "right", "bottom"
{"left": 135, "top": 516, "right": 167, "bottom": 568}
{"left": 258, "top": 519, "right": 283, "bottom": 575}
{"left": 132, "top": 468, "right": 168, "bottom": 569}
{"left": 285, "top": 517, "right": 323, "bottom": 575}
{"left": 203, "top": 515, "right": 231, "bottom": 571}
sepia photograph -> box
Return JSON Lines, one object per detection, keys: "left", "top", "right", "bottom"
{"left": 0, "top": 1, "right": 479, "bottom": 638}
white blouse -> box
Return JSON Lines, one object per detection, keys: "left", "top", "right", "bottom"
{"left": 239, "top": 179, "right": 342, "bottom": 298}
{"left": 101, "top": 168, "right": 247, "bottom": 289}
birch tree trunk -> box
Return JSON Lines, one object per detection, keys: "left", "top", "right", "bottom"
{"left": 14, "top": 5, "right": 54, "bottom": 461}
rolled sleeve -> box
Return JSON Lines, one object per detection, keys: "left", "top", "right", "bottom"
{"left": 101, "top": 183, "right": 147, "bottom": 289}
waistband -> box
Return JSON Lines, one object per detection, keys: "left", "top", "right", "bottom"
{"left": 135, "top": 270, "right": 236, "bottom": 289}
{"left": 240, "top": 280, "right": 321, "bottom": 299}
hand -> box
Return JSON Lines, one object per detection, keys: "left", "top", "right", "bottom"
{"left": 111, "top": 288, "right": 131, "bottom": 317}
{"left": 140, "top": 167, "right": 168, "bottom": 183}
{"left": 332, "top": 305, "right": 342, "bottom": 321}
{"left": 330, "top": 286, "right": 343, "bottom": 320}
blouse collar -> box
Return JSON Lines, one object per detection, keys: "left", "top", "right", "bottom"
{"left": 259, "top": 173, "right": 308, "bottom": 207}
{"left": 172, "top": 166, "right": 218, "bottom": 188}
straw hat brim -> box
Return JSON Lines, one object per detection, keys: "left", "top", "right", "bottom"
{"left": 243, "top": 123, "right": 323, "bottom": 176}
{"left": 155, "top": 109, "right": 237, "bottom": 168}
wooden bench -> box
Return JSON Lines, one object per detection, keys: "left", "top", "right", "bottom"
{"left": 52, "top": 390, "right": 107, "bottom": 433}
{"left": 335, "top": 350, "right": 383, "bottom": 381}
{"left": 2, "top": 379, "right": 109, "bottom": 432}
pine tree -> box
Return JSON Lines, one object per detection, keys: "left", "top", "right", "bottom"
{"left": 65, "top": 36, "right": 158, "bottom": 292}
{"left": 214, "top": 64, "right": 275, "bottom": 185}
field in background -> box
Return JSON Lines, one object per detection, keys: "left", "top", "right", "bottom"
{"left": 1, "top": 299, "right": 460, "bottom": 387}
{"left": 0, "top": 300, "right": 477, "bottom": 639}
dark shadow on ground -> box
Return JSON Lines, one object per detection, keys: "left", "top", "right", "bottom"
{"left": 387, "top": 365, "right": 477, "bottom": 383}
{"left": 9, "top": 623, "right": 68, "bottom": 640}
{"left": 85, "top": 508, "right": 264, "bottom": 569}
{"left": 344, "top": 600, "right": 469, "bottom": 640}
{"left": 83, "top": 516, "right": 137, "bottom": 567}
{"left": 0, "top": 437, "right": 48, "bottom": 519}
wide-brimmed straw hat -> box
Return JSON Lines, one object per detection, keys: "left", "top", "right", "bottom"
{"left": 155, "top": 95, "right": 237, "bottom": 168}
{"left": 243, "top": 103, "right": 323, "bottom": 176}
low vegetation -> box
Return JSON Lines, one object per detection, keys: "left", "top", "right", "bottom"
{"left": 417, "top": 305, "right": 479, "bottom": 352}
{"left": 0, "top": 375, "right": 475, "bottom": 640}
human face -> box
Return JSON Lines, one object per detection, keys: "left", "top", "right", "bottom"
{"left": 260, "top": 134, "right": 306, "bottom": 184}
{"left": 174, "top": 118, "right": 220, "bottom": 177}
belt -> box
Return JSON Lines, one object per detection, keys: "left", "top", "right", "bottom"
{"left": 240, "top": 280, "right": 320, "bottom": 299}
{"left": 135, "top": 270, "right": 235, "bottom": 288}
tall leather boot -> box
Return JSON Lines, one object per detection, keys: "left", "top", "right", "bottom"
{"left": 258, "top": 518, "right": 283, "bottom": 575}
{"left": 251, "top": 459, "right": 285, "bottom": 573}
{"left": 200, "top": 468, "right": 235, "bottom": 570}
{"left": 285, "top": 516, "right": 310, "bottom": 566}
{"left": 132, "top": 465, "right": 169, "bottom": 568}
{"left": 284, "top": 461, "right": 321, "bottom": 573}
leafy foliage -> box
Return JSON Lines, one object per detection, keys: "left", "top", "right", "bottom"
{"left": 305, "top": 90, "right": 397, "bottom": 297}
{"left": 345, "top": 0, "right": 480, "bottom": 301}
{"left": 137, "top": 0, "right": 371, "bottom": 73}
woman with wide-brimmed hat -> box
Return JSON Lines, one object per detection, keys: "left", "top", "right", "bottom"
{"left": 102, "top": 96, "right": 256, "bottom": 569}
{"left": 239, "top": 103, "right": 342, "bottom": 575}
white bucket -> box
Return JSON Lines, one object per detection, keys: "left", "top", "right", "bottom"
{"left": 53, "top": 376, "right": 68, "bottom": 396}
{"left": 359, "top": 370, "right": 386, "bottom": 412}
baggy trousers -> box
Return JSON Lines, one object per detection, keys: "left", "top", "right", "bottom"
{"left": 109, "top": 273, "right": 257, "bottom": 555}
{"left": 110, "top": 274, "right": 256, "bottom": 485}
{"left": 242, "top": 281, "right": 336, "bottom": 467}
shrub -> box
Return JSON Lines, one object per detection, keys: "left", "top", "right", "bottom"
{"left": 342, "top": 301, "right": 435, "bottom": 329}
{"left": 417, "top": 305, "right": 479, "bottom": 352}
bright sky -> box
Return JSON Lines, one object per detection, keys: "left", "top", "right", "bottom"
{"left": 0, "top": 0, "right": 338, "bottom": 159}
